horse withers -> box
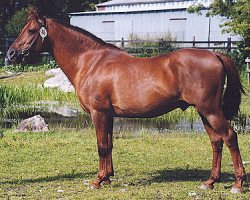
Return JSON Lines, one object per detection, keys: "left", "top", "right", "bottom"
{"left": 7, "top": 9, "right": 246, "bottom": 193}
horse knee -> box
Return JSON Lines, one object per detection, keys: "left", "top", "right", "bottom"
{"left": 223, "top": 130, "right": 239, "bottom": 150}
{"left": 98, "top": 144, "right": 112, "bottom": 157}
{"left": 205, "top": 114, "right": 238, "bottom": 149}
{"left": 211, "top": 140, "right": 223, "bottom": 153}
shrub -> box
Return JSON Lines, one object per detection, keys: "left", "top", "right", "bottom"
{"left": 5, "top": 8, "right": 27, "bottom": 38}
{"left": 125, "top": 32, "right": 178, "bottom": 57}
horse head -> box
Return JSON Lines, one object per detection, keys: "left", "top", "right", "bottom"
{"left": 7, "top": 8, "right": 48, "bottom": 63}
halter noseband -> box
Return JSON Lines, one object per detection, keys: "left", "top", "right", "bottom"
{"left": 21, "top": 18, "right": 47, "bottom": 57}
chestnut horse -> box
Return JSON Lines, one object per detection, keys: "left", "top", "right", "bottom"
{"left": 7, "top": 10, "right": 246, "bottom": 193}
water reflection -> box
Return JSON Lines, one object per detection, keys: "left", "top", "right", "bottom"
{"left": 1, "top": 110, "right": 249, "bottom": 134}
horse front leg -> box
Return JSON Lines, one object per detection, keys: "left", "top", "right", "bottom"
{"left": 90, "top": 110, "right": 114, "bottom": 189}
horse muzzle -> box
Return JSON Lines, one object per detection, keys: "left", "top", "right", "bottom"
{"left": 7, "top": 48, "right": 24, "bottom": 63}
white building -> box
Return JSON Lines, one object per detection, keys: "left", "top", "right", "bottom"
{"left": 69, "top": 0, "right": 239, "bottom": 41}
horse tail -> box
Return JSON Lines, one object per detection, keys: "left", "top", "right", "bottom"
{"left": 215, "top": 53, "right": 245, "bottom": 120}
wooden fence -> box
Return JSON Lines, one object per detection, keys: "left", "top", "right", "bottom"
{"left": 1, "top": 37, "right": 249, "bottom": 85}
{"left": 106, "top": 37, "right": 239, "bottom": 55}
{"left": 246, "top": 57, "right": 250, "bottom": 85}
{"left": 0, "top": 37, "right": 241, "bottom": 63}
{"left": 1, "top": 37, "right": 239, "bottom": 53}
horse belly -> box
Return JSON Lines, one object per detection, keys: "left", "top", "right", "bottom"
{"left": 111, "top": 94, "right": 179, "bottom": 118}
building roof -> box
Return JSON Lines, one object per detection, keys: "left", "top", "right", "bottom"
{"left": 97, "top": 0, "right": 190, "bottom": 7}
{"left": 69, "top": 7, "right": 187, "bottom": 16}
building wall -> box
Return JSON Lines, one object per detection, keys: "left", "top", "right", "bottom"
{"left": 70, "top": 9, "right": 239, "bottom": 41}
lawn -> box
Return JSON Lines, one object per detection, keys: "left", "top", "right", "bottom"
{"left": 0, "top": 129, "right": 250, "bottom": 199}
{"left": 0, "top": 66, "right": 249, "bottom": 199}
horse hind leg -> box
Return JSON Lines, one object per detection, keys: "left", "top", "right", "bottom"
{"left": 198, "top": 110, "right": 246, "bottom": 193}
{"left": 199, "top": 114, "right": 223, "bottom": 190}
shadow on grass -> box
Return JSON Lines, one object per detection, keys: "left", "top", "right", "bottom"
{"left": 1, "top": 168, "right": 249, "bottom": 189}
{"left": 148, "top": 168, "right": 250, "bottom": 184}
{"left": 0, "top": 171, "right": 96, "bottom": 185}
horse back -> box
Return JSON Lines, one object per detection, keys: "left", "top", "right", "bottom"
{"left": 76, "top": 48, "right": 224, "bottom": 117}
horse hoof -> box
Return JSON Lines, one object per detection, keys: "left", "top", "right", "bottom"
{"left": 199, "top": 183, "right": 214, "bottom": 190}
{"left": 101, "top": 179, "right": 111, "bottom": 186}
{"left": 88, "top": 185, "right": 96, "bottom": 190}
{"left": 88, "top": 183, "right": 101, "bottom": 190}
{"left": 230, "top": 187, "right": 243, "bottom": 194}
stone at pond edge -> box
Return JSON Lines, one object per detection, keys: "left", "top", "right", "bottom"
{"left": 44, "top": 68, "right": 74, "bottom": 93}
{"left": 15, "top": 115, "right": 49, "bottom": 132}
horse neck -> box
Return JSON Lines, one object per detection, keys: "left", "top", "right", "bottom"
{"left": 45, "top": 18, "right": 104, "bottom": 83}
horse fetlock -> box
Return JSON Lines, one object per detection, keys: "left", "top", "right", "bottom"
{"left": 91, "top": 174, "right": 111, "bottom": 189}
{"left": 108, "top": 171, "right": 114, "bottom": 177}
{"left": 210, "top": 175, "right": 221, "bottom": 183}
{"left": 242, "top": 173, "right": 247, "bottom": 181}
{"left": 235, "top": 174, "right": 246, "bottom": 181}
{"left": 101, "top": 178, "right": 111, "bottom": 186}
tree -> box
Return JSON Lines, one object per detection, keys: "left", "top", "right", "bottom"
{"left": 5, "top": 8, "right": 27, "bottom": 37}
{"left": 0, "top": 0, "right": 108, "bottom": 38}
{"left": 210, "top": 0, "right": 250, "bottom": 55}
{"left": 187, "top": 0, "right": 249, "bottom": 72}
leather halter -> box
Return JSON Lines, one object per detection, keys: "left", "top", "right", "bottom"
{"left": 21, "top": 18, "right": 47, "bottom": 57}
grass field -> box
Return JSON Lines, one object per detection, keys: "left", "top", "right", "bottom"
{"left": 0, "top": 129, "right": 250, "bottom": 199}
{"left": 0, "top": 66, "right": 249, "bottom": 199}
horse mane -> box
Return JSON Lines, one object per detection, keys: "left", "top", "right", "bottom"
{"left": 48, "top": 17, "right": 122, "bottom": 51}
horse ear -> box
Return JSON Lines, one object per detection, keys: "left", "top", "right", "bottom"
{"left": 26, "top": 7, "right": 43, "bottom": 18}
{"left": 26, "top": 7, "right": 45, "bottom": 25}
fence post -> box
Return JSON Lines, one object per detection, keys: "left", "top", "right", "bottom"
{"left": 158, "top": 38, "right": 164, "bottom": 53}
{"left": 121, "top": 37, "right": 124, "bottom": 49}
{"left": 4, "top": 38, "right": 8, "bottom": 66}
{"left": 192, "top": 36, "right": 195, "bottom": 48}
{"left": 226, "top": 37, "right": 232, "bottom": 53}
{"left": 246, "top": 57, "right": 250, "bottom": 85}
{"left": 4, "top": 38, "right": 14, "bottom": 66}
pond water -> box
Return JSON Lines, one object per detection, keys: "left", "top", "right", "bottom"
{"left": 1, "top": 104, "right": 249, "bottom": 134}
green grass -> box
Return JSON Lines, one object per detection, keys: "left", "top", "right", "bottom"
{"left": 0, "top": 70, "right": 79, "bottom": 120}
{"left": 1, "top": 69, "right": 249, "bottom": 128}
{"left": 241, "top": 80, "right": 250, "bottom": 115}
{"left": 0, "top": 129, "right": 250, "bottom": 199}
{"left": 0, "top": 70, "right": 77, "bottom": 103}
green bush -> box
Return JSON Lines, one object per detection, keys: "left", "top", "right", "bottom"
{"left": 5, "top": 8, "right": 27, "bottom": 38}
{"left": 0, "top": 57, "right": 4, "bottom": 67}
{"left": 227, "top": 49, "right": 247, "bottom": 75}
{"left": 126, "top": 33, "right": 178, "bottom": 57}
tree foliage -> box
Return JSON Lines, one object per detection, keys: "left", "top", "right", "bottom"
{"left": 188, "top": 0, "right": 249, "bottom": 57}
{"left": 5, "top": 8, "right": 27, "bottom": 37}
{"left": 0, "top": 0, "right": 108, "bottom": 38}
{"left": 210, "top": 0, "right": 250, "bottom": 53}
{"left": 186, "top": 3, "right": 205, "bottom": 15}
{"left": 209, "top": 0, "right": 250, "bottom": 72}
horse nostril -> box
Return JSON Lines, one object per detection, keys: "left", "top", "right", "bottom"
{"left": 7, "top": 49, "right": 16, "bottom": 61}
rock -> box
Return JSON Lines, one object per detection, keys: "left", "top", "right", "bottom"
{"left": 45, "top": 68, "right": 62, "bottom": 76}
{"left": 44, "top": 68, "right": 74, "bottom": 93}
{"left": 16, "top": 115, "right": 49, "bottom": 132}
{"left": 34, "top": 100, "right": 79, "bottom": 117}
{"left": 188, "top": 192, "right": 197, "bottom": 197}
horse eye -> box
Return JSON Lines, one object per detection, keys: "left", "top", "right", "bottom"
{"left": 28, "top": 29, "right": 37, "bottom": 35}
